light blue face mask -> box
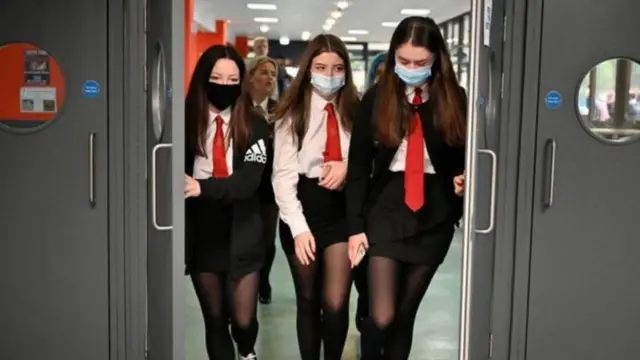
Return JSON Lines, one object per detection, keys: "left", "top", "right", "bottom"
{"left": 310, "top": 73, "right": 345, "bottom": 96}
{"left": 394, "top": 64, "right": 432, "bottom": 86}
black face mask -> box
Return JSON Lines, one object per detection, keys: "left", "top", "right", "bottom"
{"left": 204, "top": 82, "right": 242, "bottom": 111}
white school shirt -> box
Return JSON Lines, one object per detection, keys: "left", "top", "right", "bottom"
{"left": 253, "top": 97, "right": 269, "bottom": 113}
{"left": 272, "top": 91, "right": 351, "bottom": 238}
{"left": 388, "top": 84, "right": 436, "bottom": 174}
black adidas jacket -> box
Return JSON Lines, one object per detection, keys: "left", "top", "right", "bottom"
{"left": 185, "top": 112, "right": 270, "bottom": 279}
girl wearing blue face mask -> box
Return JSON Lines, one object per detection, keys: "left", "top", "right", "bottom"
{"left": 272, "top": 34, "right": 360, "bottom": 360}
{"left": 345, "top": 16, "right": 467, "bottom": 359}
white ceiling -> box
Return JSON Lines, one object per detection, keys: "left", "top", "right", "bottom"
{"left": 194, "top": 0, "right": 470, "bottom": 43}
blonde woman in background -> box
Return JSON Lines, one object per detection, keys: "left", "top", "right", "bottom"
{"left": 247, "top": 56, "right": 279, "bottom": 304}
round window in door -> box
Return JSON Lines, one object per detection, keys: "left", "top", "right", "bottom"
{"left": 576, "top": 58, "right": 640, "bottom": 144}
{"left": 0, "top": 43, "right": 66, "bottom": 132}
{"left": 150, "top": 41, "right": 167, "bottom": 141}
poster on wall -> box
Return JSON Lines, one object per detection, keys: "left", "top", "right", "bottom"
{"left": 20, "top": 87, "right": 57, "bottom": 113}
{"left": 24, "top": 48, "right": 50, "bottom": 85}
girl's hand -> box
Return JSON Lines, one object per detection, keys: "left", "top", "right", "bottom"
{"left": 319, "top": 161, "right": 347, "bottom": 190}
{"left": 294, "top": 231, "right": 316, "bottom": 265}
{"left": 454, "top": 173, "right": 465, "bottom": 196}
{"left": 184, "top": 175, "right": 201, "bottom": 198}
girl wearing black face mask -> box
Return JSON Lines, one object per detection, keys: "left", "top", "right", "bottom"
{"left": 184, "top": 44, "right": 270, "bottom": 360}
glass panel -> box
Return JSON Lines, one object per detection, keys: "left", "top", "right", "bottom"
{"left": 576, "top": 58, "right": 640, "bottom": 143}
{"left": 150, "top": 41, "right": 167, "bottom": 141}
{"left": 463, "top": 14, "right": 470, "bottom": 45}
{"left": 452, "top": 21, "right": 460, "bottom": 46}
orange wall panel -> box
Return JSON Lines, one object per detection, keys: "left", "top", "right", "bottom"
{"left": 235, "top": 36, "right": 249, "bottom": 57}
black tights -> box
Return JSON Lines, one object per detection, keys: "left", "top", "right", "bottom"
{"left": 287, "top": 242, "right": 352, "bottom": 360}
{"left": 190, "top": 271, "right": 259, "bottom": 360}
{"left": 361, "top": 256, "right": 438, "bottom": 360}
{"left": 259, "top": 203, "right": 279, "bottom": 298}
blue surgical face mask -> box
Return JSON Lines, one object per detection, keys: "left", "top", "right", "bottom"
{"left": 394, "top": 64, "right": 432, "bottom": 86}
{"left": 310, "top": 72, "right": 345, "bottom": 96}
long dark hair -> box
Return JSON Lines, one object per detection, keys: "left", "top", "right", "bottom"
{"left": 376, "top": 16, "right": 466, "bottom": 147}
{"left": 273, "top": 34, "right": 360, "bottom": 143}
{"left": 185, "top": 44, "right": 253, "bottom": 156}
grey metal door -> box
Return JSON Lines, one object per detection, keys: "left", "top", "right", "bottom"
{"left": 146, "top": 0, "right": 184, "bottom": 359}
{"left": 0, "top": 0, "right": 111, "bottom": 359}
{"left": 523, "top": 1, "right": 640, "bottom": 359}
{"left": 460, "top": 0, "right": 509, "bottom": 359}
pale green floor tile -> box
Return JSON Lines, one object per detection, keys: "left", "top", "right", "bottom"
{"left": 186, "top": 230, "right": 462, "bottom": 360}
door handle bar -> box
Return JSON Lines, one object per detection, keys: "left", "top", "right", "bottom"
{"left": 543, "top": 139, "right": 556, "bottom": 208}
{"left": 475, "top": 149, "right": 497, "bottom": 234}
{"left": 151, "top": 143, "right": 173, "bottom": 231}
{"left": 89, "top": 132, "right": 96, "bottom": 208}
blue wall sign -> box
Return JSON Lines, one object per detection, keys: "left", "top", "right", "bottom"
{"left": 82, "top": 80, "right": 101, "bottom": 99}
{"left": 545, "top": 90, "right": 562, "bottom": 110}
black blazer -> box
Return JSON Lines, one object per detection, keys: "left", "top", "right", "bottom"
{"left": 185, "top": 112, "right": 270, "bottom": 279}
{"left": 345, "top": 84, "right": 467, "bottom": 236}
{"left": 258, "top": 98, "right": 278, "bottom": 204}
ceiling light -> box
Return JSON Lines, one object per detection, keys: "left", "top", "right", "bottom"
{"left": 400, "top": 8, "right": 431, "bottom": 16}
{"left": 330, "top": 10, "right": 342, "bottom": 19}
{"left": 348, "top": 29, "right": 368, "bottom": 35}
{"left": 325, "top": 18, "right": 336, "bottom": 25}
{"left": 259, "top": 24, "right": 270, "bottom": 32}
{"left": 381, "top": 22, "right": 399, "bottom": 28}
{"left": 254, "top": 17, "right": 278, "bottom": 23}
{"left": 340, "top": 36, "right": 357, "bottom": 42}
{"left": 301, "top": 31, "right": 312, "bottom": 40}
{"left": 337, "top": 1, "right": 349, "bottom": 10}
{"left": 279, "top": 36, "right": 290, "bottom": 45}
{"left": 247, "top": 3, "right": 277, "bottom": 10}
{"left": 322, "top": 24, "right": 332, "bottom": 31}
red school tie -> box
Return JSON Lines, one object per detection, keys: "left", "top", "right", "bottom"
{"left": 404, "top": 88, "right": 425, "bottom": 212}
{"left": 212, "top": 115, "right": 229, "bottom": 178}
{"left": 323, "top": 103, "right": 342, "bottom": 162}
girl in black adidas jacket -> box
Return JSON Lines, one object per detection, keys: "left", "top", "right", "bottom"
{"left": 183, "top": 44, "right": 269, "bottom": 360}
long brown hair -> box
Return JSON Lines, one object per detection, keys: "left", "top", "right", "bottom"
{"left": 273, "top": 34, "right": 360, "bottom": 143}
{"left": 376, "top": 16, "right": 466, "bottom": 147}
{"left": 185, "top": 45, "right": 253, "bottom": 156}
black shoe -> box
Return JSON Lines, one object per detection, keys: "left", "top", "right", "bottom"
{"left": 355, "top": 303, "right": 368, "bottom": 333}
{"left": 239, "top": 351, "right": 257, "bottom": 360}
{"left": 356, "top": 316, "right": 364, "bottom": 333}
{"left": 258, "top": 285, "right": 272, "bottom": 304}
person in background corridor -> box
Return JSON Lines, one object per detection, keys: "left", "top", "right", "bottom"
{"left": 184, "top": 44, "right": 270, "bottom": 360}
{"left": 345, "top": 16, "right": 467, "bottom": 359}
{"left": 252, "top": 36, "right": 269, "bottom": 58}
{"left": 247, "top": 56, "right": 279, "bottom": 304}
{"left": 272, "top": 34, "right": 360, "bottom": 360}
{"left": 252, "top": 36, "right": 288, "bottom": 98}
{"left": 367, "top": 52, "right": 387, "bottom": 88}
{"left": 353, "top": 51, "right": 388, "bottom": 333}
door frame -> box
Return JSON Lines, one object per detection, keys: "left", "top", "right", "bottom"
{"left": 116, "top": 0, "right": 186, "bottom": 358}
{"left": 507, "top": 0, "right": 544, "bottom": 359}
{"left": 465, "top": 0, "right": 533, "bottom": 359}
{"left": 106, "top": 0, "right": 130, "bottom": 358}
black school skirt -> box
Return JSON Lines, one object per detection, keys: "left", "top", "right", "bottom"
{"left": 185, "top": 198, "right": 233, "bottom": 273}
{"left": 279, "top": 176, "right": 348, "bottom": 255}
{"left": 366, "top": 172, "right": 457, "bottom": 267}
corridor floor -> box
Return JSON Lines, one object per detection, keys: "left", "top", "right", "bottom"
{"left": 185, "top": 230, "right": 462, "bottom": 360}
